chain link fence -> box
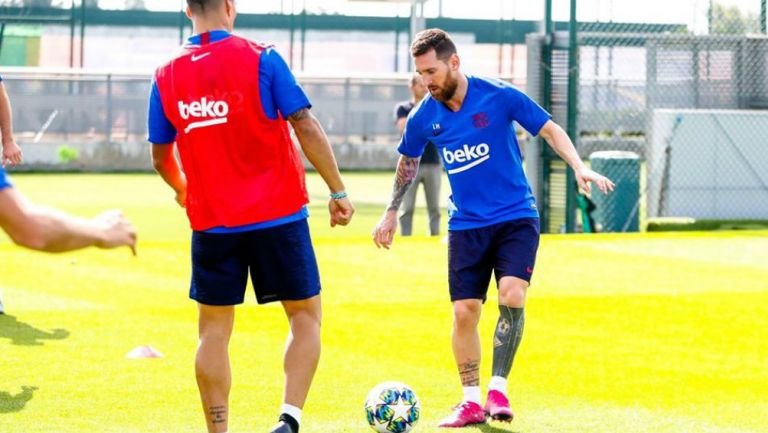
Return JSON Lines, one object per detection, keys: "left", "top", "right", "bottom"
{"left": 0, "top": 68, "right": 425, "bottom": 170}
{"left": 529, "top": 0, "right": 768, "bottom": 233}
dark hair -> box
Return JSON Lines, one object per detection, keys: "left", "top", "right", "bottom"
{"left": 187, "top": 0, "right": 225, "bottom": 14}
{"left": 410, "top": 28, "right": 457, "bottom": 60}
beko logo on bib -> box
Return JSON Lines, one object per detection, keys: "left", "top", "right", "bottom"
{"left": 178, "top": 98, "right": 229, "bottom": 133}
{"left": 442, "top": 143, "right": 490, "bottom": 174}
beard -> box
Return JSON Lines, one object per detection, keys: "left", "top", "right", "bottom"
{"left": 428, "top": 72, "right": 459, "bottom": 103}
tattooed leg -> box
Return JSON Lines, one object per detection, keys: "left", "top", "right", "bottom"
{"left": 452, "top": 299, "right": 483, "bottom": 403}
{"left": 196, "top": 305, "right": 234, "bottom": 433}
{"left": 459, "top": 360, "right": 481, "bottom": 386}
{"left": 208, "top": 405, "right": 228, "bottom": 427}
{"left": 491, "top": 306, "right": 525, "bottom": 380}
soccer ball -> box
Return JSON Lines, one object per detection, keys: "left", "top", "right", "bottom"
{"left": 364, "top": 381, "right": 420, "bottom": 433}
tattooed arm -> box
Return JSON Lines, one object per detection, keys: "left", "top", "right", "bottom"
{"left": 387, "top": 156, "right": 420, "bottom": 211}
{"left": 372, "top": 155, "right": 420, "bottom": 249}
{"left": 288, "top": 107, "right": 354, "bottom": 227}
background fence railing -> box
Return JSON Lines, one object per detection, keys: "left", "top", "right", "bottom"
{"left": 0, "top": 67, "right": 523, "bottom": 171}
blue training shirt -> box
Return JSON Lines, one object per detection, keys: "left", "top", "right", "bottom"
{"left": 147, "top": 30, "right": 311, "bottom": 233}
{"left": 398, "top": 75, "right": 551, "bottom": 231}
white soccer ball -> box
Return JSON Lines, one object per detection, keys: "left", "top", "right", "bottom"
{"left": 364, "top": 381, "right": 420, "bottom": 433}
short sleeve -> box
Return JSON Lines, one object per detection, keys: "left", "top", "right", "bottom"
{"left": 396, "top": 112, "right": 428, "bottom": 158}
{"left": 505, "top": 85, "right": 551, "bottom": 136}
{"left": 147, "top": 80, "right": 177, "bottom": 144}
{"left": 259, "top": 47, "right": 311, "bottom": 120}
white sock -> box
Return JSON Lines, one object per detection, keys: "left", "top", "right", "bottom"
{"left": 280, "top": 403, "right": 302, "bottom": 426}
{"left": 488, "top": 376, "right": 508, "bottom": 395}
{"left": 462, "top": 386, "right": 481, "bottom": 404}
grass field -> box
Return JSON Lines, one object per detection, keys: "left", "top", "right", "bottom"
{"left": 1, "top": 173, "right": 767, "bottom": 433}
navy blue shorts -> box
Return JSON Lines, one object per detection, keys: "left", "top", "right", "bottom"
{"left": 190, "top": 219, "right": 321, "bottom": 306}
{"left": 448, "top": 218, "right": 540, "bottom": 302}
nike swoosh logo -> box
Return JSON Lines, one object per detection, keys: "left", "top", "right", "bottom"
{"left": 191, "top": 52, "right": 211, "bottom": 62}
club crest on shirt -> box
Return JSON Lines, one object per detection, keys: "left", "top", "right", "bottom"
{"left": 472, "top": 112, "right": 490, "bottom": 128}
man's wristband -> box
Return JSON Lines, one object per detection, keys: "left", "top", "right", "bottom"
{"left": 330, "top": 191, "right": 348, "bottom": 200}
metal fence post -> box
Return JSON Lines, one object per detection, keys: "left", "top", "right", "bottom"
{"left": 541, "top": 0, "right": 554, "bottom": 232}
{"left": 79, "top": 0, "right": 85, "bottom": 68}
{"left": 394, "top": 13, "right": 401, "bottom": 72}
{"left": 565, "top": 0, "right": 578, "bottom": 233}
{"left": 69, "top": 0, "right": 76, "bottom": 68}
{"left": 343, "top": 77, "right": 350, "bottom": 145}
{"left": 178, "top": 0, "right": 185, "bottom": 45}
{"left": 106, "top": 73, "right": 112, "bottom": 146}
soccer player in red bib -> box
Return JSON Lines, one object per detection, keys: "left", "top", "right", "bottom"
{"left": 148, "top": 2, "right": 354, "bottom": 433}
{"left": 374, "top": 29, "right": 613, "bottom": 427}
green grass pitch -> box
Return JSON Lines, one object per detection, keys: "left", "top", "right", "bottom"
{"left": 1, "top": 173, "right": 767, "bottom": 433}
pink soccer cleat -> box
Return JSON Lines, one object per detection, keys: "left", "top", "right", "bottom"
{"left": 484, "top": 390, "right": 514, "bottom": 422}
{"left": 438, "top": 401, "right": 486, "bottom": 428}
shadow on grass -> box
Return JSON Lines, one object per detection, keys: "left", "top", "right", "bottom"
{"left": 0, "top": 386, "right": 38, "bottom": 414}
{"left": 471, "top": 422, "right": 521, "bottom": 433}
{"left": 0, "top": 314, "right": 69, "bottom": 346}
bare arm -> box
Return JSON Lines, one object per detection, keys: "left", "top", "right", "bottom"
{"left": 151, "top": 143, "right": 187, "bottom": 207}
{"left": 0, "top": 83, "right": 22, "bottom": 167}
{"left": 537, "top": 120, "right": 584, "bottom": 171}
{"left": 288, "top": 108, "right": 354, "bottom": 227}
{"left": 396, "top": 117, "right": 407, "bottom": 135}
{"left": 372, "top": 155, "right": 420, "bottom": 249}
{"left": 288, "top": 108, "right": 345, "bottom": 192}
{"left": 538, "top": 120, "right": 614, "bottom": 194}
{"left": 0, "top": 187, "right": 136, "bottom": 254}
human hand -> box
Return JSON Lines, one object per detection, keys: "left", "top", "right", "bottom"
{"left": 372, "top": 210, "right": 398, "bottom": 249}
{"left": 175, "top": 189, "right": 187, "bottom": 208}
{"left": 2, "top": 140, "right": 22, "bottom": 167}
{"left": 93, "top": 210, "right": 138, "bottom": 256}
{"left": 576, "top": 167, "right": 615, "bottom": 195}
{"left": 329, "top": 196, "right": 354, "bottom": 227}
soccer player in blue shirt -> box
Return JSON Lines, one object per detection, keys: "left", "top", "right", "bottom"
{"left": 373, "top": 29, "right": 614, "bottom": 428}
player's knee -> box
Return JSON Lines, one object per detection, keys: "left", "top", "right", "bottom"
{"left": 498, "top": 282, "right": 527, "bottom": 307}
{"left": 453, "top": 301, "right": 481, "bottom": 329}
{"left": 286, "top": 304, "right": 322, "bottom": 334}
{"left": 292, "top": 310, "right": 322, "bottom": 331}
{"left": 198, "top": 327, "right": 232, "bottom": 345}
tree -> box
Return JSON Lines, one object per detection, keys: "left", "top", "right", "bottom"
{"left": 710, "top": 2, "right": 761, "bottom": 35}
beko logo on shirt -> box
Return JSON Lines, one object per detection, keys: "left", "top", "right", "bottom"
{"left": 178, "top": 97, "right": 229, "bottom": 133}
{"left": 442, "top": 143, "right": 490, "bottom": 174}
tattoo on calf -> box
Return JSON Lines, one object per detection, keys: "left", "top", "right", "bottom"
{"left": 458, "top": 360, "right": 481, "bottom": 386}
{"left": 387, "top": 156, "right": 420, "bottom": 211}
{"left": 492, "top": 306, "right": 525, "bottom": 378}
{"left": 209, "top": 405, "right": 227, "bottom": 424}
